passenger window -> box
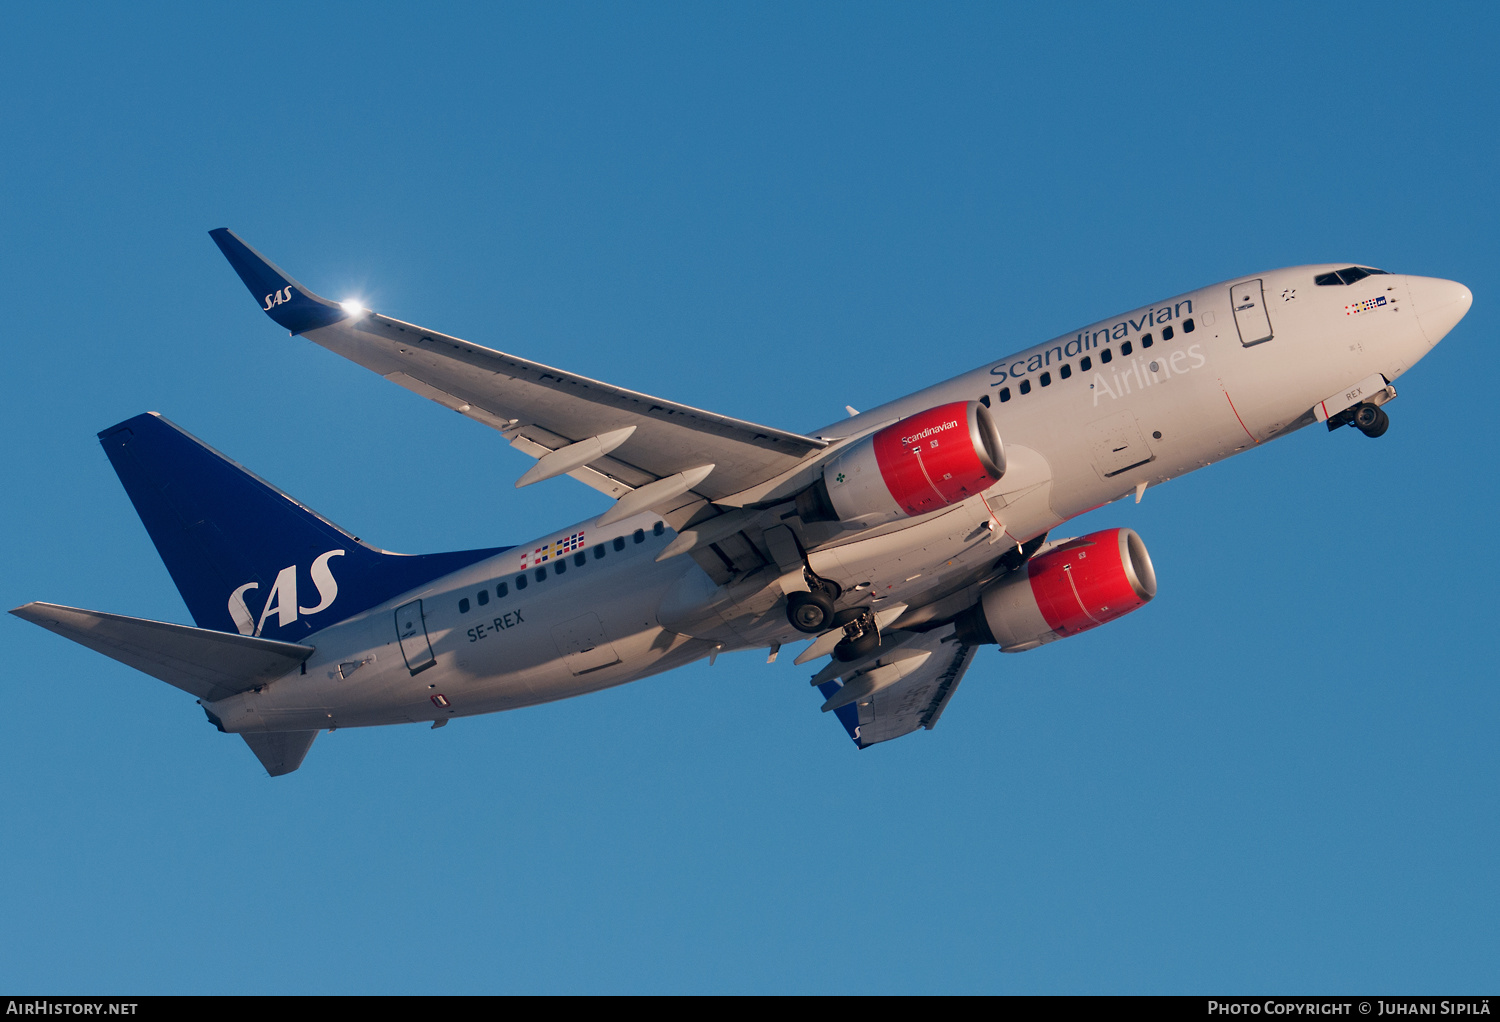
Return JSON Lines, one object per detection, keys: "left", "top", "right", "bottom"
{"left": 574, "top": 552, "right": 586, "bottom": 567}
{"left": 477, "top": 589, "right": 489, "bottom": 606}
{"left": 613, "top": 536, "right": 626, "bottom": 552}
{"left": 1141, "top": 333, "right": 1153, "bottom": 348}
{"left": 1161, "top": 325, "right": 1174, "bottom": 341}
{"left": 1080, "top": 356, "right": 1092, "bottom": 371}
{"left": 979, "top": 394, "right": 991, "bottom": 408}
{"left": 1060, "top": 363, "right": 1072, "bottom": 380}
{"left": 594, "top": 544, "right": 606, "bottom": 559}
{"left": 515, "top": 574, "right": 528, "bottom": 590}
{"left": 1121, "top": 341, "right": 1133, "bottom": 356}
{"left": 459, "top": 598, "right": 470, "bottom": 614}
{"left": 497, "top": 581, "right": 508, "bottom": 597}
{"left": 999, "top": 387, "right": 1011, "bottom": 402}
{"left": 1039, "top": 371, "right": 1051, "bottom": 387}
{"left": 653, "top": 521, "right": 665, "bottom": 536}
{"left": 1019, "top": 379, "right": 1032, "bottom": 395}
{"left": 1101, "top": 349, "right": 1113, "bottom": 364}
{"left": 535, "top": 567, "right": 546, "bottom": 582}
{"left": 1182, "top": 318, "right": 1194, "bottom": 333}
{"left": 633, "top": 528, "right": 645, "bottom": 544}
{"left": 554, "top": 559, "right": 566, "bottom": 575}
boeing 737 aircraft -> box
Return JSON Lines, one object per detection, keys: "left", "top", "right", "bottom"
{"left": 11, "top": 231, "right": 1472, "bottom": 775}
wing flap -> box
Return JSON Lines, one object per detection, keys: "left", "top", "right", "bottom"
{"left": 814, "top": 626, "right": 978, "bottom": 747}
{"left": 12, "top": 602, "right": 315, "bottom": 703}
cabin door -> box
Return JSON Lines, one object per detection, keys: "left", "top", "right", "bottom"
{"left": 395, "top": 599, "right": 436, "bottom": 675}
{"left": 1231, "top": 279, "right": 1274, "bottom": 346}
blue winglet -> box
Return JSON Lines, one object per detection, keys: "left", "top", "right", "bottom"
{"left": 817, "top": 680, "right": 869, "bottom": 749}
{"left": 208, "top": 228, "right": 349, "bottom": 335}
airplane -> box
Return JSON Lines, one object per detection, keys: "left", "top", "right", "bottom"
{"left": 11, "top": 231, "right": 1472, "bottom": 775}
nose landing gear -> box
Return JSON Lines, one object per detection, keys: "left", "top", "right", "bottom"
{"left": 1328, "top": 402, "right": 1390, "bottom": 438}
{"left": 1353, "top": 403, "right": 1389, "bottom": 438}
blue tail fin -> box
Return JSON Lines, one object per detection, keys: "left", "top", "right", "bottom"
{"left": 99, "top": 413, "right": 507, "bottom": 640}
{"left": 208, "top": 228, "right": 349, "bottom": 335}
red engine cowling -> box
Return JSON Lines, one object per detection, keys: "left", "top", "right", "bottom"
{"left": 811, "top": 401, "right": 1005, "bottom": 526}
{"left": 955, "top": 528, "right": 1157, "bottom": 651}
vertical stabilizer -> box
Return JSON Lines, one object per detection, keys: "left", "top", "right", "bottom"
{"left": 99, "top": 413, "right": 508, "bottom": 641}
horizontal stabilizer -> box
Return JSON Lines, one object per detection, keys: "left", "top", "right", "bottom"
{"left": 11, "top": 602, "right": 314, "bottom": 703}
{"left": 242, "top": 730, "right": 318, "bottom": 777}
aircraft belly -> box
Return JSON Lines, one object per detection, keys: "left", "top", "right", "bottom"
{"left": 404, "top": 558, "right": 708, "bottom": 718}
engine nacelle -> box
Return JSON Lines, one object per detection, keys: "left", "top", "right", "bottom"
{"left": 954, "top": 528, "right": 1157, "bottom": 651}
{"left": 798, "top": 400, "right": 1005, "bottom": 527}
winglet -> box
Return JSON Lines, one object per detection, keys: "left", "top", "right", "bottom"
{"left": 208, "top": 228, "right": 349, "bottom": 335}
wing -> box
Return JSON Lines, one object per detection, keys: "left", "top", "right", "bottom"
{"left": 811, "top": 625, "right": 979, "bottom": 748}
{"left": 209, "top": 230, "right": 827, "bottom": 508}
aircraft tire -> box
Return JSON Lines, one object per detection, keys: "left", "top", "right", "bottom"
{"left": 834, "top": 628, "right": 881, "bottom": 662}
{"left": 1356, "top": 405, "right": 1389, "bottom": 438}
{"left": 787, "top": 590, "right": 835, "bottom": 633}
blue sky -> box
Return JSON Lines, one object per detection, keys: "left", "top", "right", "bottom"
{"left": 2, "top": 3, "right": 1496, "bottom": 993}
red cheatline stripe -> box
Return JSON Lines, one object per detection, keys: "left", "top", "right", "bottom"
{"left": 1221, "top": 385, "right": 1259, "bottom": 444}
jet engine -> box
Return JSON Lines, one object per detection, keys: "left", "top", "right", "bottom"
{"left": 954, "top": 527, "right": 1157, "bottom": 651}
{"left": 797, "top": 400, "right": 1005, "bottom": 527}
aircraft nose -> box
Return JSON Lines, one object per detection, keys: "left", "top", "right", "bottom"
{"left": 1407, "top": 276, "right": 1473, "bottom": 346}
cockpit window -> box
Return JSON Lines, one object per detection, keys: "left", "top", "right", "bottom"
{"left": 1314, "top": 266, "right": 1390, "bottom": 286}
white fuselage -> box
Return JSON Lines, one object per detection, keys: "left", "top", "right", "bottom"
{"left": 205, "top": 266, "right": 1470, "bottom": 733}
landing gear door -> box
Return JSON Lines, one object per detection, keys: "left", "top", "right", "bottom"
{"left": 1231, "top": 279, "right": 1273, "bottom": 346}
{"left": 395, "top": 599, "right": 436, "bottom": 675}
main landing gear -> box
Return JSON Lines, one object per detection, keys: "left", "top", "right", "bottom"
{"left": 783, "top": 572, "right": 880, "bottom": 659}
{"left": 1328, "top": 401, "right": 1389, "bottom": 439}
{"left": 831, "top": 608, "right": 880, "bottom": 662}
{"left": 785, "top": 573, "right": 843, "bottom": 633}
